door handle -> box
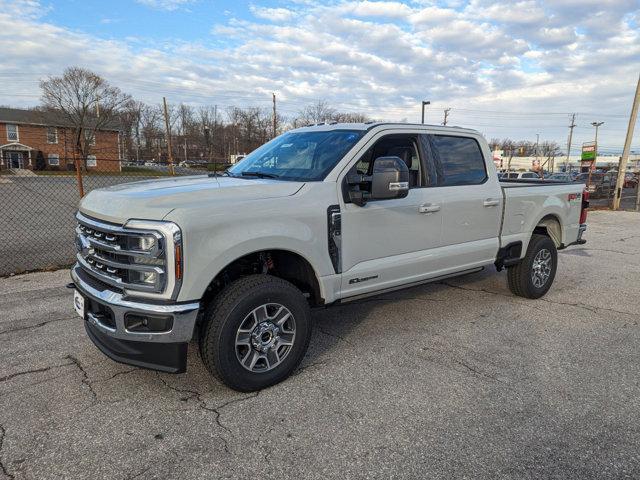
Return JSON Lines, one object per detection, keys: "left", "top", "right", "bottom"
{"left": 419, "top": 203, "right": 441, "bottom": 214}
{"left": 483, "top": 199, "right": 500, "bottom": 207}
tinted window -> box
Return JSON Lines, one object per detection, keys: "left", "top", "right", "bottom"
{"left": 429, "top": 135, "right": 487, "bottom": 186}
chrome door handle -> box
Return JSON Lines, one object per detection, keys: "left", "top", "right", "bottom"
{"left": 419, "top": 204, "right": 441, "bottom": 214}
{"left": 483, "top": 199, "right": 500, "bottom": 207}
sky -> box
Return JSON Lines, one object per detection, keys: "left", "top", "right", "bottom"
{"left": 0, "top": 0, "right": 639, "bottom": 154}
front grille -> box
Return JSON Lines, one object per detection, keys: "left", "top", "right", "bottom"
{"left": 75, "top": 213, "right": 172, "bottom": 297}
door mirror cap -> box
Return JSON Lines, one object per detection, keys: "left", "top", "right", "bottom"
{"left": 370, "top": 156, "right": 410, "bottom": 200}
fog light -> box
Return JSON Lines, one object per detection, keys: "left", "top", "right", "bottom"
{"left": 125, "top": 313, "right": 173, "bottom": 332}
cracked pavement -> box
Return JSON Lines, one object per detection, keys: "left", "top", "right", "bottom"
{"left": 1, "top": 211, "right": 640, "bottom": 479}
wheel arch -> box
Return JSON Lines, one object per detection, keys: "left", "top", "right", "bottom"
{"left": 199, "top": 248, "right": 324, "bottom": 310}
{"left": 534, "top": 214, "right": 562, "bottom": 247}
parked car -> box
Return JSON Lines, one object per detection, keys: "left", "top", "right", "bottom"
{"left": 624, "top": 172, "right": 638, "bottom": 189}
{"left": 546, "top": 173, "right": 573, "bottom": 182}
{"left": 71, "top": 122, "right": 589, "bottom": 391}
{"left": 500, "top": 171, "right": 541, "bottom": 180}
{"left": 575, "top": 172, "right": 616, "bottom": 197}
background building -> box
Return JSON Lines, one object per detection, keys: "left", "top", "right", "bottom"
{"left": 0, "top": 107, "right": 120, "bottom": 172}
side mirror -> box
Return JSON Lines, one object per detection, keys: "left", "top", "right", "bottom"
{"left": 370, "top": 156, "right": 409, "bottom": 200}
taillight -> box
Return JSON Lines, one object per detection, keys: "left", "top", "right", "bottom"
{"left": 580, "top": 189, "right": 589, "bottom": 224}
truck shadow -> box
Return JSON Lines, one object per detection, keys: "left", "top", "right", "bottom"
{"left": 303, "top": 268, "right": 503, "bottom": 366}
{"left": 175, "top": 268, "right": 503, "bottom": 389}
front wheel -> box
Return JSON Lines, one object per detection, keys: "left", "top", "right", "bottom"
{"left": 507, "top": 234, "right": 557, "bottom": 299}
{"left": 199, "top": 275, "right": 312, "bottom": 391}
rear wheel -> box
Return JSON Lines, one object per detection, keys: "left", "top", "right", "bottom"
{"left": 507, "top": 234, "right": 557, "bottom": 299}
{"left": 199, "top": 275, "right": 312, "bottom": 391}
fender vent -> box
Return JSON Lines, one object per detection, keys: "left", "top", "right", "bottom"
{"left": 327, "top": 205, "right": 341, "bottom": 274}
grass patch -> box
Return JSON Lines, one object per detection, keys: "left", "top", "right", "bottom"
{"left": 121, "top": 166, "right": 170, "bottom": 176}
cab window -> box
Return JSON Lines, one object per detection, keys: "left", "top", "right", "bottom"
{"left": 350, "top": 134, "right": 426, "bottom": 188}
{"left": 427, "top": 135, "right": 487, "bottom": 186}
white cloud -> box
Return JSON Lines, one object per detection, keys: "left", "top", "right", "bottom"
{"left": 1, "top": 0, "right": 49, "bottom": 18}
{"left": 135, "top": 0, "right": 194, "bottom": 11}
{"left": 250, "top": 6, "right": 296, "bottom": 22}
{"left": 347, "top": 1, "right": 414, "bottom": 18}
{"left": 0, "top": 0, "right": 638, "bottom": 147}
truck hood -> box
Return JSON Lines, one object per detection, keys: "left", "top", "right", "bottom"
{"left": 79, "top": 175, "right": 305, "bottom": 224}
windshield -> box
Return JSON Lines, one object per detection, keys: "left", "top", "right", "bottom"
{"left": 228, "top": 130, "right": 363, "bottom": 181}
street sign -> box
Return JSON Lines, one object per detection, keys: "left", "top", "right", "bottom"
{"left": 582, "top": 142, "right": 596, "bottom": 161}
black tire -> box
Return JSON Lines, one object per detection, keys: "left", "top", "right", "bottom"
{"left": 199, "top": 275, "right": 312, "bottom": 392}
{"left": 507, "top": 234, "right": 557, "bottom": 299}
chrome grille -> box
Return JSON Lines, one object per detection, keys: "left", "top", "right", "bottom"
{"left": 75, "top": 212, "right": 181, "bottom": 300}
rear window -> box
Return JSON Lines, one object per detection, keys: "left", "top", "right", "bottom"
{"left": 428, "top": 135, "right": 487, "bottom": 186}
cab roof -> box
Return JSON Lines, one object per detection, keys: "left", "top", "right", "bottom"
{"left": 291, "top": 121, "right": 479, "bottom": 135}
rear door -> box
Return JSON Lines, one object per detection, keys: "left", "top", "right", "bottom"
{"left": 423, "top": 134, "right": 503, "bottom": 269}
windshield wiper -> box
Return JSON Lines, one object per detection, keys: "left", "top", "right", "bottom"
{"left": 240, "top": 171, "right": 280, "bottom": 179}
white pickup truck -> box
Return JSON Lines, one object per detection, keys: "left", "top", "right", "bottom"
{"left": 71, "top": 123, "right": 588, "bottom": 391}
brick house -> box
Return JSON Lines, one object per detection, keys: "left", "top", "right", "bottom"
{"left": 0, "top": 107, "right": 121, "bottom": 172}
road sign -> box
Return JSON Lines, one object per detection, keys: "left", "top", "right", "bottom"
{"left": 582, "top": 142, "right": 596, "bottom": 161}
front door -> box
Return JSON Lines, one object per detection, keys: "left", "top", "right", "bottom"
{"left": 339, "top": 132, "right": 444, "bottom": 298}
{"left": 7, "top": 151, "right": 23, "bottom": 169}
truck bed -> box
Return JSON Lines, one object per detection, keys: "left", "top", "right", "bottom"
{"left": 499, "top": 180, "right": 584, "bottom": 251}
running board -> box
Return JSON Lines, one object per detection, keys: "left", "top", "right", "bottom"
{"left": 337, "top": 267, "right": 484, "bottom": 304}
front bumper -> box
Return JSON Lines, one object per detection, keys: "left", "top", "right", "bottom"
{"left": 71, "top": 264, "right": 200, "bottom": 373}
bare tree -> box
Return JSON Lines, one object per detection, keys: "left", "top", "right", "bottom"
{"left": 40, "top": 67, "right": 132, "bottom": 166}
{"left": 540, "top": 140, "right": 562, "bottom": 172}
{"left": 489, "top": 138, "right": 501, "bottom": 151}
{"left": 332, "top": 111, "right": 371, "bottom": 123}
{"left": 293, "top": 100, "right": 336, "bottom": 127}
{"left": 292, "top": 101, "right": 370, "bottom": 127}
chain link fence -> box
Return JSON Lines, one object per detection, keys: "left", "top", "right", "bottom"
{"left": 0, "top": 156, "right": 218, "bottom": 276}
{"left": 584, "top": 174, "right": 640, "bottom": 210}
{"left": 1, "top": 143, "right": 639, "bottom": 276}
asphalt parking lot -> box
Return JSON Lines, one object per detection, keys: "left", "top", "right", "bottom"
{"left": 1, "top": 210, "right": 640, "bottom": 479}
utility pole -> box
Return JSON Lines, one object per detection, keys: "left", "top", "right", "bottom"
{"left": 591, "top": 121, "right": 604, "bottom": 151}
{"left": 589, "top": 121, "right": 604, "bottom": 187}
{"left": 613, "top": 74, "right": 640, "bottom": 210}
{"left": 162, "top": 97, "right": 175, "bottom": 175}
{"left": 213, "top": 104, "right": 217, "bottom": 157}
{"left": 183, "top": 138, "right": 187, "bottom": 163}
{"left": 566, "top": 113, "right": 576, "bottom": 172}
{"left": 535, "top": 133, "right": 540, "bottom": 171}
{"left": 442, "top": 108, "right": 451, "bottom": 126}
{"left": 204, "top": 125, "right": 210, "bottom": 164}
{"left": 272, "top": 93, "right": 277, "bottom": 138}
{"left": 421, "top": 100, "right": 430, "bottom": 124}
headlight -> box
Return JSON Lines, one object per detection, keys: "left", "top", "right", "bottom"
{"left": 138, "top": 235, "right": 156, "bottom": 250}
{"left": 76, "top": 213, "right": 183, "bottom": 301}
